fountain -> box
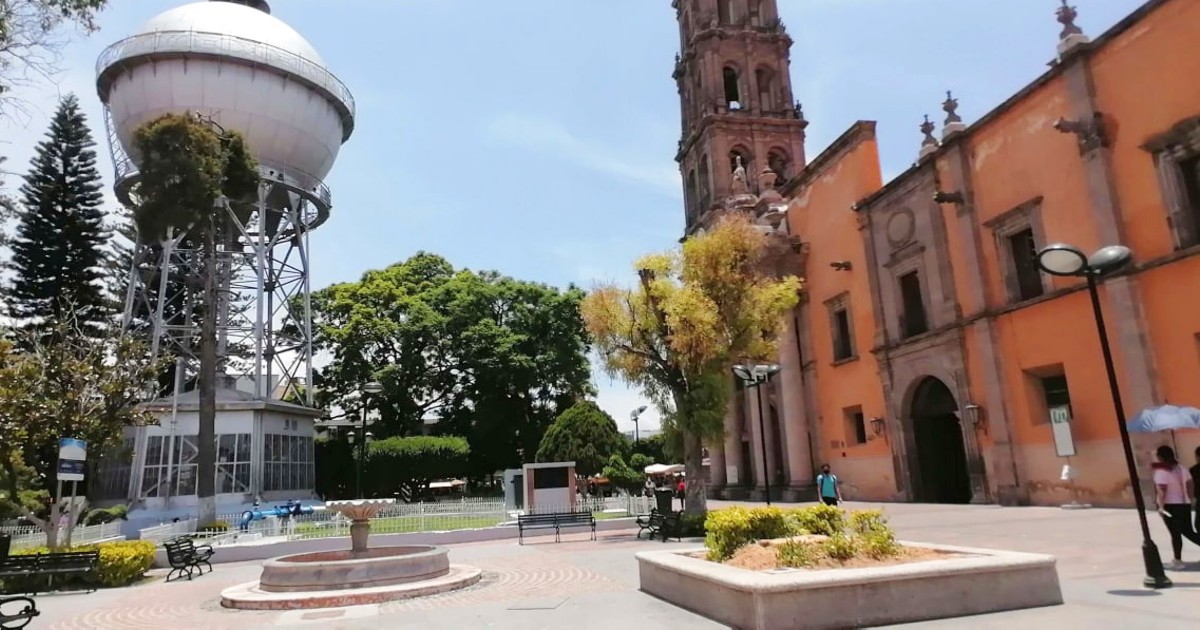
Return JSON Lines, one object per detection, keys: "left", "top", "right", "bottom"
{"left": 221, "top": 499, "right": 482, "bottom": 610}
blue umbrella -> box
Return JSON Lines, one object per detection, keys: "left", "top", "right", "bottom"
{"left": 1126, "top": 405, "right": 1200, "bottom": 433}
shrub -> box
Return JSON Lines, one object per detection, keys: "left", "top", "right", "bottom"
{"left": 788, "top": 504, "right": 844, "bottom": 536}
{"left": 777, "top": 538, "right": 819, "bottom": 568}
{"left": 859, "top": 528, "right": 900, "bottom": 559}
{"left": 83, "top": 505, "right": 129, "bottom": 526}
{"left": 848, "top": 509, "right": 888, "bottom": 535}
{"left": 705, "top": 506, "right": 790, "bottom": 561}
{"left": 197, "top": 521, "right": 229, "bottom": 533}
{"left": 822, "top": 532, "right": 859, "bottom": 561}
{"left": 4, "top": 540, "right": 156, "bottom": 592}
{"left": 680, "top": 512, "right": 707, "bottom": 537}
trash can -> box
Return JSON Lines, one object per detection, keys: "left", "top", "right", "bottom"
{"left": 0, "top": 532, "right": 10, "bottom": 560}
{"left": 654, "top": 489, "right": 675, "bottom": 513}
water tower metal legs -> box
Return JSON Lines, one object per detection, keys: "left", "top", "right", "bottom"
{"left": 121, "top": 182, "right": 317, "bottom": 405}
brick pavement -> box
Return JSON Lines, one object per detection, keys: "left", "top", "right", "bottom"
{"left": 25, "top": 502, "right": 1200, "bottom": 628}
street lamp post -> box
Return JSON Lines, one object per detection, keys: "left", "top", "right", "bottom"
{"left": 631, "top": 405, "right": 648, "bottom": 443}
{"left": 354, "top": 381, "right": 384, "bottom": 500}
{"left": 1035, "top": 243, "right": 1170, "bottom": 589}
{"left": 731, "top": 364, "right": 781, "bottom": 505}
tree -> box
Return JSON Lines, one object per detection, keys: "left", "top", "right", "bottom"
{"left": 536, "top": 401, "right": 626, "bottom": 477}
{"left": 309, "top": 253, "right": 592, "bottom": 477}
{"left": 0, "top": 317, "right": 161, "bottom": 549}
{"left": 132, "top": 112, "right": 259, "bottom": 526}
{"left": 0, "top": 0, "right": 108, "bottom": 114}
{"left": 364, "top": 436, "right": 470, "bottom": 502}
{"left": 8, "top": 94, "right": 111, "bottom": 337}
{"left": 631, "top": 432, "right": 671, "bottom": 465}
{"left": 582, "top": 214, "right": 802, "bottom": 517}
{"left": 601, "top": 453, "right": 644, "bottom": 494}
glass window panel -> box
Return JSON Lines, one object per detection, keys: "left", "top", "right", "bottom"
{"left": 219, "top": 434, "right": 234, "bottom": 462}
{"left": 178, "top": 464, "right": 197, "bottom": 496}
{"left": 146, "top": 436, "right": 163, "bottom": 466}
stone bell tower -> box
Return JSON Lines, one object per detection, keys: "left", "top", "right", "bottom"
{"left": 672, "top": 0, "right": 809, "bottom": 234}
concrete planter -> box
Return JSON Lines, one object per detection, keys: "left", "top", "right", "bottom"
{"left": 637, "top": 542, "right": 1063, "bottom": 630}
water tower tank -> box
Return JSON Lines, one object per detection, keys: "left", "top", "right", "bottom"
{"left": 95, "top": 0, "right": 355, "bottom": 208}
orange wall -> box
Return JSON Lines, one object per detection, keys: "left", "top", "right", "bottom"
{"left": 1091, "top": 0, "right": 1200, "bottom": 260}
{"left": 787, "top": 132, "right": 890, "bottom": 480}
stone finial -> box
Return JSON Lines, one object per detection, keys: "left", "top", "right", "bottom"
{"left": 942, "top": 91, "right": 962, "bottom": 125}
{"left": 793, "top": 101, "right": 809, "bottom": 130}
{"left": 1056, "top": 0, "right": 1083, "bottom": 39}
{"left": 919, "top": 114, "right": 939, "bottom": 159}
{"left": 1056, "top": 0, "right": 1091, "bottom": 56}
{"left": 942, "top": 91, "right": 967, "bottom": 139}
{"left": 758, "top": 165, "right": 778, "bottom": 193}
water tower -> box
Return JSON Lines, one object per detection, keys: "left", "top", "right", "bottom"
{"left": 97, "top": 0, "right": 354, "bottom": 404}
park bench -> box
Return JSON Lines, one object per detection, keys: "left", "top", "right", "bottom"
{"left": 517, "top": 511, "right": 597, "bottom": 544}
{"left": 0, "top": 596, "right": 39, "bottom": 630}
{"left": 163, "top": 537, "right": 215, "bottom": 582}
{"left": 636, "top": 509, "right": 682, "bottom": 542}
{"left": 0, "top": 551, "right": 100, "bottom": 594}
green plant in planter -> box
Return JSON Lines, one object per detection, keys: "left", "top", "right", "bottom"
{"left": 822, "top": 532, "right": 859, "bottom": 561}
{"left": 777, "top": 538, "right": 819, "bottom": 568}
{"left": 788, "top": 503, "right": 845, "bottom": 536}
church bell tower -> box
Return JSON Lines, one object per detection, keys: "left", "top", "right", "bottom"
{"left": 672, "top": 0, "right": 809, "bottom": 233}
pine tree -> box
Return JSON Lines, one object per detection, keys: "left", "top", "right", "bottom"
{"left": 8, "top": 94, "right": 111, "bottom": 337}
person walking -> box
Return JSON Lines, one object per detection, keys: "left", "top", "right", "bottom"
{"left": 1152, "top": 445, "right": 1200, "bottom": 569}
{"left": 816, "top": 464, "right": 842, "bottom": 507}
{"left": 676, "top": 476, "right": 686, "bottom": 511}
{"left": 1191, "top": 446, "right": 1200, "bottom": 534}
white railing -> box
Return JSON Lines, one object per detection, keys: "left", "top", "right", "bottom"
{"left": 134, "top": 494, "right": 653, "bottom": 547}
{"left": 139, "top": 518, "right": 198, "bottom": 544}
{"left": 6, "top": 521, "right": 125, "bottom": 551}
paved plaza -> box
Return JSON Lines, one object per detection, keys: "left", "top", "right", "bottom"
{"left": 26, "top": 501, "right": 1200, "bottom": 628}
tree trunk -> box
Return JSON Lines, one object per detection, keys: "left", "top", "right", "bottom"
{"left": 682, "top": 430, "right": 708, "bottom": 519}
{"left": 196, "top": 225, "right": 218, "bottom": 526}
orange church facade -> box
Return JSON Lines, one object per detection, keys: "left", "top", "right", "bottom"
{"left": 685, "top": 0, "right": 1200, "bottom": 507}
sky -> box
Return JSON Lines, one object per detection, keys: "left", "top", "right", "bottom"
{"left": 0, "top": 0, "right": 1145, "bottom": 434}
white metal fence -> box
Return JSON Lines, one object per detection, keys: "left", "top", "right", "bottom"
{"left": 171, "top": 494, "right": 656, "bottom": 546}
{"left": 2, "top": 521, "right": 125, "bottom": 551}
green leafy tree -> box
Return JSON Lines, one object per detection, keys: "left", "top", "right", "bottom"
{"left": 364, "top": 436, "right": 470, "bottom": 502}
{"left": 582, "top": 214, "right": 802, "bottom": 518}
{"left": 132, "top": 112, "right": 259, "bottom": 526}
{"left": 601, "top": 453, "right": 644, "bottom": 494}
{"left": 536, "top": 401, "right": 626, "bottom": 477}
{"left": 1, "top": 1, "right": 109, "bottom": 111}
{"left": 8, "top": 94, "right": 111, "bottom": 337}
{"left": 0, "top": 317, "right": 162, "bottom": 548}
{"left": 631, "top": 432, "right": 670, "bottom": 464}
{"left": 309, "top": 253, "right": 592, "bottom": 478}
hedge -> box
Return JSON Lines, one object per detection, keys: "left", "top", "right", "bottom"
{"left": 704, "top": 505, "right": 893, "bottom": 561}
{"left": 1, "top": 540, "right": 157, "bottom": 593}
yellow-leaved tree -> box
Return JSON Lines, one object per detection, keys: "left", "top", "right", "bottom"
{"left": 582, "top": 214, "right": 802, "bottom": 517}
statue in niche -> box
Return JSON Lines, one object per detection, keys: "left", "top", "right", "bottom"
{"left": 731, "top": 155, "right": 749, "bottom": 194}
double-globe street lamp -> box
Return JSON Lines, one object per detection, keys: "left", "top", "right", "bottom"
{"left": 1035, "top": 243, "right": 1170, "bottom": 589}
{"left": 731, "top": 364, "right": 781, "bottom": 506}
{"left": 347, "top": 381, "right": 384, "bottom": 499}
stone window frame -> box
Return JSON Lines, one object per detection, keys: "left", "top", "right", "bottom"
{"left": 886, "top": 246, "right": 931, "bottom": 340}
{"left": 1142, "top": 116, "right": 1200, "bottom": 250}
{"left": 984, "top": 196, "right": 1049, "bottom": 305}
{"left": 1023, "top": 364, "right": 1072, "bottom": 427}
{"left": 825, "top": 291, "right": 857, "bottom": 365}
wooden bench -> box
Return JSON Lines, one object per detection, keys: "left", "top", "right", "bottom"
{"left": 163, "top": 537, "right": 215, "bottom": 582}
{"left": 0, "top": 551, "right": 100, "bottom": 594}
{"left": 0, "top": 596, "right": 39, "bottom": 630}
{"left": 636, "top": 509, "right": 682, "bottom": 542}
{"left": 517, "top": 511, "right": 597, "bottom": 544}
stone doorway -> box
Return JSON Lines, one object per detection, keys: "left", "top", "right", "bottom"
{"left": 909, "top": 377, "right": 972, "bottom": 504}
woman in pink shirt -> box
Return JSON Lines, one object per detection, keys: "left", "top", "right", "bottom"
{"left": 1153, "top": 445, "right": 1200, "bottom": 570}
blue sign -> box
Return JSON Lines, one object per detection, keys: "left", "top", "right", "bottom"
{"left": 57, "top": 438, "right": 87, "bottom": 482}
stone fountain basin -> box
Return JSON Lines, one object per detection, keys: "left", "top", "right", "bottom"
{"left": 259, "top": 545, "right": 449, "bottom": 593}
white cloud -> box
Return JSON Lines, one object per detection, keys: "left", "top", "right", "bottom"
{"left": 486, "top": 113, "right": 681, "bottom": 199}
